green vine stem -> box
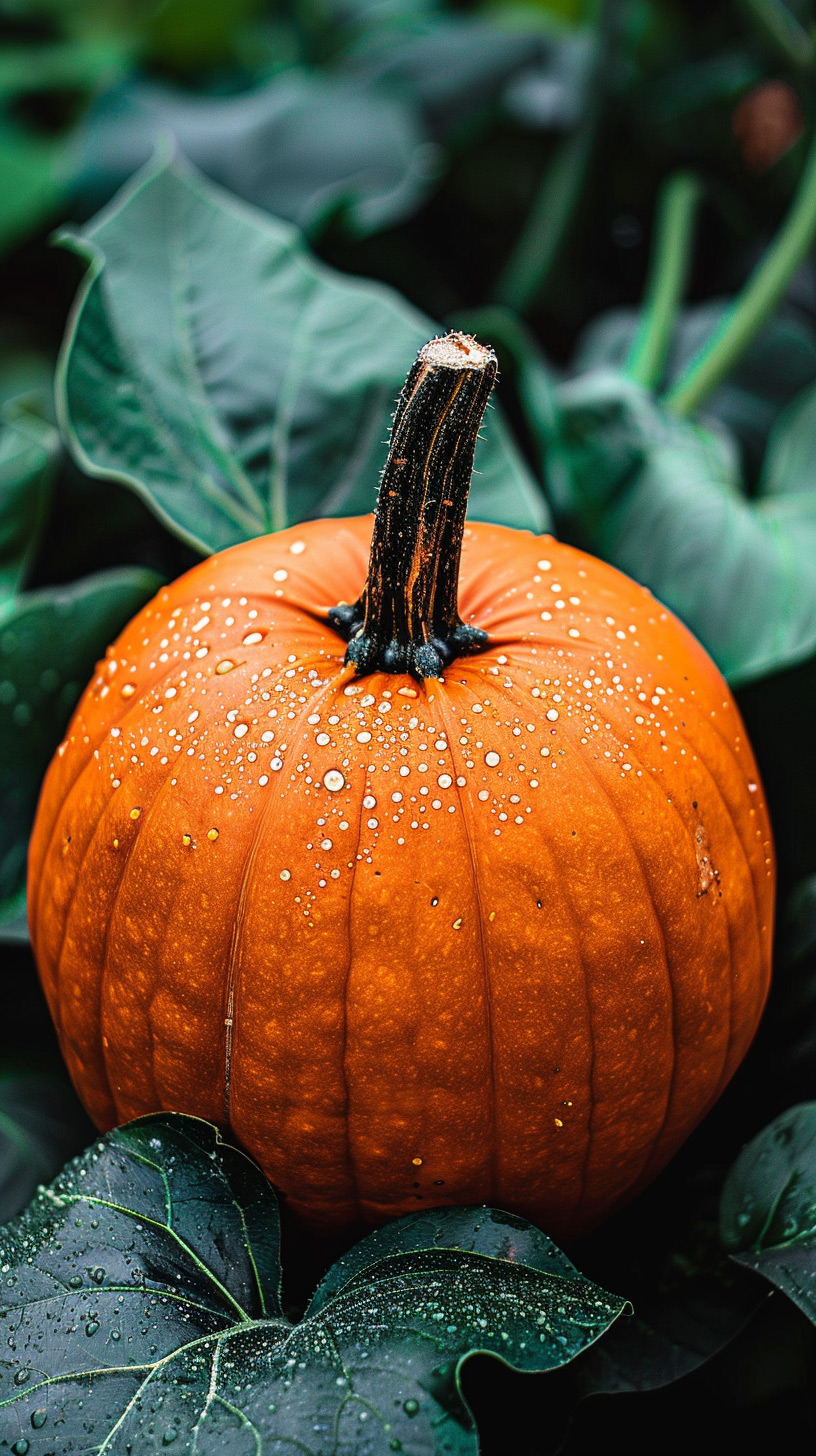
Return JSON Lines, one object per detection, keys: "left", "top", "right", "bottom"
{"left": 492, "top": 111, "right": 598, "bottom": 315}
{"left": 665, "top": 127, "right": 816, "bottom": 418}
{"left": 492, "top": 0, "right": 614, "bottom": 315}
{"left": 737, "top": 0, "right": 816, "bottom": 71}
{"left": 624, "top": 172, "right": 701, "bottom": 391}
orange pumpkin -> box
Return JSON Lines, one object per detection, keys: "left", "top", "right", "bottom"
{"left": 28, "top": 334, "right": 774, "bottom": 1240}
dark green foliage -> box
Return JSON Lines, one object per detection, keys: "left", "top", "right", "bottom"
{"left": 57, "top": 157, "right": 546, "bottom": 555}
{"left": 0, "top": 1071, "right": 91, "bottom": 1224}
{"left": 540, "top": 370, "right": 816, "bottom": 684}
{"left": 0, "top": 567, "right": 159, "bottom": 924}
{"left": 0, "top": 1115, "right": 626, "bottom": 1454}
{"left": 3, "top": 0, "right": 816, "bottom": 1448}
{"left": 721, "top": 1103, "right": 816, "bottom": 1323}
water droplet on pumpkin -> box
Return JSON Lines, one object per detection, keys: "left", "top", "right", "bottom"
{"left": 242, "top": 632, "right": 264, "bottom": 646}
{"left": 216, "top": 660, "right": 235, "bottom": 675}
{"left": 324, "top": 769, "right": 345, "bottom": 792}
{"left": 130, "top": 807, "right": 141, "bottom": 820}
{"left": 485, "top": 751, "right": 500, "bottom": 767}
{"left": 280, "top": 870, "right": 291, "bottom": 881}
{"left": 121, "top": 683, "right": 136, "bottom": 697}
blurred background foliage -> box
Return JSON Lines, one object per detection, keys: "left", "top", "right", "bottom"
{"left": 3, "top": 0, "right": 816, "bottom": 1451}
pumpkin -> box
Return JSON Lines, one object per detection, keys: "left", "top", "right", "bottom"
{"left": 28, "top": 333, "right": 774, "bottom": 1240}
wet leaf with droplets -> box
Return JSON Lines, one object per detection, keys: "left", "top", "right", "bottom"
{"left": 720, "top": 1102, "right": 816, "bottom": 1325}
{"left": 56, "top": 155, "right": 548, "bottom": 556}
{"left": 0, "top": 1113, "right": 626, "bottom": 1454}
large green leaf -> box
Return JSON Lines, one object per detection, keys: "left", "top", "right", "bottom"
{"left": 0, "top": 401, "right": 59, "bottom": 603}
{"left": 69, "top": 71, "right": 434, "bottom": 237}
{"left": 0, "top": 1071, "right": 92, "bottom": 1225}
{"left": 349, "top": 15, "right": 593, "bottom": 140}
{"left": 0, "top": 566, "right": 160, "bottom": 922}
{"left": 57, "top": 156, "right": 548, "bottom": 557}
{"left": 0, "top": 1113, "right": 626, "bottom": 1454}
{"left": 720, "top": 1103, "right": 816, "bottom": 1326}
{"left": 542, "top": 370, "right": 816, "bottom": 684}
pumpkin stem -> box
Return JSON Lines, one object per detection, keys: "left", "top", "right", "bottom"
{"left": 329, "top": 331, "right": 496, "bottom": 679}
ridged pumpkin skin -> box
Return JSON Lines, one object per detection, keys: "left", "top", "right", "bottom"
{"left": 29, "top": 517, "right": 774, "bottom": 1240}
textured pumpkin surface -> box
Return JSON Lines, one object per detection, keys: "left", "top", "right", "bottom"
{"left": 28, "top": 517, "right": 774, "bottom": 1239}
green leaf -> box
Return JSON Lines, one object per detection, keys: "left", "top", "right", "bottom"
{"left": 720, "top": 1103, "right": 816, "bottom": 1325}
{"left": 0, "top": 566, "right": 160, "bottom": 921}
{"left": 761, "top": 377, "right": 816, "bottom": 496}
{"left": 58, "top": 155, "right": 548, "bottom": 555}
{"left": 350, "top": 16, "right": 592, "bottom": 141}
{"left": 564, "top": 1170, "right": 767, "bottom": 1399}
{"left": 0, "top": 1072, "right": 92, "bottom": 1225}
{"left": 543, "top": 370, "right": 816, "bottom": 684}
{"left": 0, "top": 400, "right": 59, "bottom": 602}
{"left": 69, "top": 70, "right": 434, "bottom": 237}
{"left": 0, "top": 1113, "right": 626, "bottom": 1454}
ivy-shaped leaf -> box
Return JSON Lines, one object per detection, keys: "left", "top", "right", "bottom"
{"left": 542, "top": 370, "right": 816, "bottom": 685}
{"left": 720, "top": 1103, "right": 816, "bottom": 1325}
{"left": 57, "top": 155, "right": 548, "bottom": 558}
{"left": 0, "top": 1114, "right": 626, "bottom": 1454}
{"left": 0, "top": 567, "right": 160, "bottom": 924}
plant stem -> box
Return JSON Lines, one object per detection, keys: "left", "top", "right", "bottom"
{"left": 328, "top": 333, "right": 495, "bottom": 680}
{"left": 625, "top": 172, "right": 701, "bottom": 391}
{"left": 492, "top": 0, "right": 617, "bottom": 315}
{"left": 665, "top": 128, "right": 816, "bottom": 417}
{"left": 737, "top": 0, "right": 816, "bottom": 71}
{"left": 493, "top": 110, "right": 597, "bottom": 315}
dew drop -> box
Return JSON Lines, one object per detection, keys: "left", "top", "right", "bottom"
{"left": 324, "top": 769, "right": 345, "bottom": 792}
